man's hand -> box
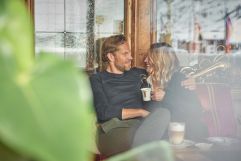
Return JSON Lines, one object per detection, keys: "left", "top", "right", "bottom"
{"left": 151, "top": 88, "right": 165, "bottom": 101}
{"left": 181, "top": 77, "right": 196, "bottom": 90}
{"left": 140, "top": 109, "right": 150, "bottom": 118}
{"left": 122, "top": 108, "right": 150, "bottom": 119}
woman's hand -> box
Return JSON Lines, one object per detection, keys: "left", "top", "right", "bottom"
{"left": 151, "top": 88, "right": 165, "bottom": 101}
{"left": 181, "top": 77, "right": 196, "bottom": 90}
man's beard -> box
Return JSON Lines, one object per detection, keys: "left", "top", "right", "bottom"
{"left": 115, "top": 62, "right": 131, "bottom": 72}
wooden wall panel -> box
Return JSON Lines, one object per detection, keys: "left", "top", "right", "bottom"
{"left": 137, "top": 1, "right": 151, "bottom": 50}
{"left": 135, "top": 0, "right": 150, "bottom": 68}
{"left": 126, "top": 0, "right": 157, "bottom": 68}
{"left": 124, "top": 0, "right": 133, "bottom": 50}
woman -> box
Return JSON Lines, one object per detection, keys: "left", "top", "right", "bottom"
{"left": 145, "top": 42, "right": 208, "bottom": 141}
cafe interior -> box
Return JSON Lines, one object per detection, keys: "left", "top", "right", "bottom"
{"left": 1, "top": 0, "right": 241, "bottom": 161}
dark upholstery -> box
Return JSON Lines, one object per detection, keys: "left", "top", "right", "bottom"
{"left": 196, "top": 83, "right": 237, "bottom": 137}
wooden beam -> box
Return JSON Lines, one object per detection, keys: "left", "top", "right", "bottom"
{"left": 151, "top": 0, "right": 157, "bottom": 44}
{"left": 124, "top": 0, "right": 133, "bottom": 54}
{"left": 126, "top": 0, "right": 157, "bottom": 68}
{"left": 24, "top": 0, "right": 35, "bottom": 24}
{"left": 125, "top": 0, "right": 157, "bottom": 68}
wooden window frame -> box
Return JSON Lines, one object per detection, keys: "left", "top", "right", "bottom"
{"left": 125, "top": 0, "right": 157, "bottom": 68}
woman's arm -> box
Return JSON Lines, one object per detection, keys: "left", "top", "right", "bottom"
{"left": 181, "top": 77, "right": 196, "bottom": 90}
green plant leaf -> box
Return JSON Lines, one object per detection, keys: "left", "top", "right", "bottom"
{"left": 0, "top": 142, "right": 29, "bottom": 161}
{"left": 0, "top": 53, "right": 96, "bottom": 161}
{"left": 0, "top": 0, "right": 33, "bottom": 74}
{"left": 0, "top": 1, "right": 96, "bottom": 161}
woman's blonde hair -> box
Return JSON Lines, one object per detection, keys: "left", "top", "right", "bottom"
{"left": 148, "top": 44, "right": 180, "bottom": 89}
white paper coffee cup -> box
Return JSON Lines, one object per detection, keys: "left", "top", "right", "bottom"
{"left": 141, "top": 88, "right": 151, "bottom": 101}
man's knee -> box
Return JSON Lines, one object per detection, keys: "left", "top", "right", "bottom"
{"left": 152, "top": 108, "right": 170, "bottom": 122}
{"left": 97, "top": 122, "right": 139, "bottom": 156}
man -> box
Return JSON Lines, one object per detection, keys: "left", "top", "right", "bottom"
{"left": 90, "top": 35, "right": 170, "bottom": 156}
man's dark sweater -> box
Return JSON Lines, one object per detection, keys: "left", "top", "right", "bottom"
{"left": 90, "top": 68, "right": 146, "bottom": 123}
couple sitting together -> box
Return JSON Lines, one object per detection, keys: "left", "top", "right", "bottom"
{"left": 90, "top": 34, "right": 208, "bottom": 157}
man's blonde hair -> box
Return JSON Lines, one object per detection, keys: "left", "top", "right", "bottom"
{"left": 101, "top": 34, "right": 127, "bottom": 63}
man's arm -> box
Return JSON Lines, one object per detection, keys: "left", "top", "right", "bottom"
{"left": 90, "top": 74, "right": 149, "bottom": 121}
{"left": 122, "top": 108, "right": 150, "bottom": 120}
{"left": 90, "top": 74, "right": 122, "bottom": 121}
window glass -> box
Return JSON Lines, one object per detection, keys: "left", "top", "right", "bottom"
{"left": 156, "top": 0, "right": 241, "bottom": 85}
{"left": 35, "top": 0, "right": 124, "bottom": 68}
{"left": 35, "top": 33, "right": 64, "bottom": 57}
{"left": 157, "top": 0, "right": 241, "bottom": 55}
{"left": 95, "top": 0, "right": 124, "bottom": 37}
{"left": 35, "top": 0, "right": 65, "bottom": 32}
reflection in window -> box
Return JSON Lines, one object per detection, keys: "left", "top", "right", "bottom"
{"left": 35, "top": 0, "right": 124, "bottom": 68}
{"left": 157, "top": 0, "right": 241, "bottom": 55}
{"left": 95, "top": 1, "right": 124, "bottom": 37}
{"left": 156, "top": 0, "right": 241, "bottom": 86}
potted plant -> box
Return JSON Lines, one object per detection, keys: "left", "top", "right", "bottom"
{"left": 0, "top": 0, "right": 96, "bottom": 161}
